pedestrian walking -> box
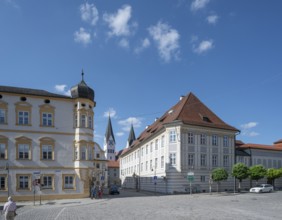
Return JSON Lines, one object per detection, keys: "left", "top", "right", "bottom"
{"left": 2, "top": 197, "right": 17, "bottom": 220}
{"left": 98, "top": 185, "right": 103, "bottom": 199}
{"left": 91, "top": 185, "right": 96, "bottom": 199}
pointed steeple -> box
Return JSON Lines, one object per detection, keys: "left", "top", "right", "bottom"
{"left": 105, "top": 115, "right": 115, "bottom": 143}
{"left": 126, "top": 124, "right": 136, "bottom": 148}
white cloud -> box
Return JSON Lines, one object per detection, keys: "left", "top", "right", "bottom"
{"left": 5, "top": 0, "right": 20, "bottom": 9}
{"left": 103, "top": 108, "right": 117, "bottom": 118}
{"left": 241, "top": 122, "right": 258, "bottom": 130}
{"left": 193, "top": 39, "right": 214, "bottom": 54}
{"left": 80, "top": 3, "right": 99, "bottom": 26}
{"left": 116, "top": 132, "right": 124, "bottom": 137}
{"left": 148, "top": 22, "right": 180, "bottom": 62}
{"left": 191, "top": 0, "right": 210, "bottom": 11}
{"left": 103, "top": 5, "right": 136, "bottom": 37}
{"left": 118, "top": 38, "right": 129, "bottom": 48}
{"left": 74, "top": 28, "right": 91, "bottom": 45}
{"left": 54, "top": 85, "right": 70, "bottom": 96}
{"left": 207, "top": 14, "right": 219, "bottom": 24}
{"left": 134, "top": 38, "right": 151, "bottom": 54}
{"left": 118, "top": 117, "right": 142, "bottom": 132}
{"left": 240, "top": 122, "right": 259, "bottom": 137}
{"left": 248, "top": 131, "right": 260, "bottom": 137}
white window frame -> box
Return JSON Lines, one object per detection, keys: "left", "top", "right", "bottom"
{"left": 42, "top": 113, "right": 53, "bottom": 126}
{"left": 188, "top": 132, "right": 194, "bottom": 144}
{"left": 200, "top": 154, "right": 207, "bottom": 167}
{"left": 18, "top": 144, "right": 30, "bottom": 159}
{"left": 170, "top": 153, "right": 176, "bottom": 166}
{"left": 212, "top": 135, "right": 218, "bottom": 146}
{"left": 42, "top": 145, "right": 53, "bottom": 160}
{"left": 169, "top": 130, "right": 176, "bottom": 143}
{"left": 200, "top": 134, "right": 206, "bottom": 145}
{"left": 18, "top": 111, "right": 29, "bottom": 125}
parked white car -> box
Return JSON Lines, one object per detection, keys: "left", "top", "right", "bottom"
{"left": 250, "top": 184, "right": 274, "bottom": 193}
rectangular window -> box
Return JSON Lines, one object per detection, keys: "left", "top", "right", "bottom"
{"left": 18, "top": 111, "right": 29, "bottom": 125}
{"left": 188, "top": 154, "right": 194, "bottom": 166}
{"left": 223, "top": 136, "right": 228, "bottom": 147}
{"left": 155, "top": 139, "right": 159, "bottom": 150}
{"left": 200, "top": 154, "right": 206, "bottom": 166}
{"left": 223, "top": 155, "right": 229, "bottom": 167}
{"left": 146, "top": 161, "right": 148, "bottom": 171}
{"left": 212, "top": 135, "right": 218, "bottom": 146}
{"left": 170, "top": 153, "right": 176, "bottom": 166}
{"left": 141, "top": 163, "right": 143, "bottom": 172}
{"left": 42, "top": 145, "right": 53, "bottom": 160}
{"left": 169, "top": 130, "right": 176, "bottom": 143}
{"left": 155, "top": 158, "right": 158, "bottom": 169}
{"left": 88, "top": 116, "right": 92, "bottom": 128}
{"left": 81, "top": 115, "right": 86, "bottom": 127}
{"left": 161, "top": 135, "right": 165, "bottom": 148}
{"left": 161, "top": 156, "right": 164, "bottom": 168}
{"left": 19, "top": 176, "right": 29, "bottom": 190}
{"left": 64, "top": 175, "right": 74, "bottom": 189}
{"left": 74, "top": 147, "right": 78, "bottom": 160}
{"left": 43, "top": 176, "right": 53, "bottom": 189}
{"left": 0, "top": 176, "right": 6, "bottom": 190}
{"left": 0, "top": 143, "right": 6, "bottom": 159}
{"left": 88, "top": 147, "right": 93, "bottom": 160}
{"left": 212, "top": 155, "right": 218, "bottom": 167}
{"left": 150, "top": 142, "right": 153, "bottom": 152}
{"left": 18, "top": 144, "right": 29, "bottom": 159}
{"left": 201, "top": 176, "right": 205, "bottom": 182}
{"left": 0, "top": 109, "right": 6, "bottom": 124}
{"left": 150, "top": 160, "right": 152, "bottom": 170}
{"left": 42, "top": 113, "right": 53, "bottom": 126}
{"left": 200, "top": 134, "right": 206, "bottom": 145}
{"left": 141, "top": 147, "right": 144, "bottom": 157}
{"left": 146, "top": 145, "right": 148, "bottom": 154}
{"left": 188, "top": 132, "right": 194, "bottom": 144}
{"left": 81, "top": 146, "right": 86, "bottom": 160}
{"left": 75, "top": 114, "right": 78, "bottom": 127}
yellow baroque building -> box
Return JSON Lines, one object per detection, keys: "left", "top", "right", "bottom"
{"left": 0, "top": 73, "right": 108, "bottom": 202}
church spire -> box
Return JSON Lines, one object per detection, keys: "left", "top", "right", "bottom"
{"left": 105, "top": 115, "right": 115, "bottom": 143}
{"left": 126, "top": 123, "right": 136, "bottom": 148}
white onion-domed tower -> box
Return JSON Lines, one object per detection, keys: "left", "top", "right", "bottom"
{"left": 71, "top": 70, "right": 96, "bottom": 190}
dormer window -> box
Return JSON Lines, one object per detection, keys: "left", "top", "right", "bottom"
{"left": 202, "top": 116, "right": 211, "bottom": 123}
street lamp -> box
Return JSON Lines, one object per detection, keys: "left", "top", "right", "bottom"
{"left": 5, "top": 162, "right": 9, "bottom": 197}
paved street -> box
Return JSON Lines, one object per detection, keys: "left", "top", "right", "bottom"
{"left": 1, "top": 190, "right": 282, "bottom": 220}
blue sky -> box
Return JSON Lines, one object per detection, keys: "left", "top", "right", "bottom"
{"left": 1, "top": 0, "right": 282, "bottom": 150}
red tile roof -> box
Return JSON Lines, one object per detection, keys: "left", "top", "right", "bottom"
{"left": 237, "top": 143, "right": 282, "bottom": 151}
{"left": 274, "top": 139, "right": 282, "bottom": 145}
{"left": 121, "top": 92, "right": 239, "bottom": 156}
{"left": 107, "top": 160, "right": 120, "bottom": 168}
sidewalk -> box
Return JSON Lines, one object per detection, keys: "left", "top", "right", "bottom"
{"left": 12, "top": 188, "right": 163, "bottom": 208}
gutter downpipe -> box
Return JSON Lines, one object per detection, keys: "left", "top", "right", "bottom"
{"left": 249, "top": 147, "right": 252, "bottom": 188}
{"left": 234, "top": 131, "right": 241, "bottom": 194}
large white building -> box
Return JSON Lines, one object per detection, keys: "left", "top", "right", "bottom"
{"left": 0, "top": 73, "right": 108, "bottom": 202}
{"left": 120, "top": 93, "right": 239, "bottom": 194}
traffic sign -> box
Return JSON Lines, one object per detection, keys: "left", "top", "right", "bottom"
{"left": 187, "top": 172, "right": 194, "bottom": 182}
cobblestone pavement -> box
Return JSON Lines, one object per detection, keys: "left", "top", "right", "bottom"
{"left": 1, "top": 190, "right": 282, "bottom": 220}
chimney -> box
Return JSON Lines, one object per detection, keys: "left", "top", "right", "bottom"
{"left": 179, "top": 95, "right": 185, "bottom": 101}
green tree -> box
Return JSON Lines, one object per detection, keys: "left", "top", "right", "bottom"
{"left": 249, "top": 165, "right": 266, "bottom": 186}
{"left": 212, "top": 168, "right": 229, "bottom": 193}
{"left": 232, "top": 163, "right": 249, "bottom": 192}
{"left": 266, "top": 168, "right": 282, "bottom": 188}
